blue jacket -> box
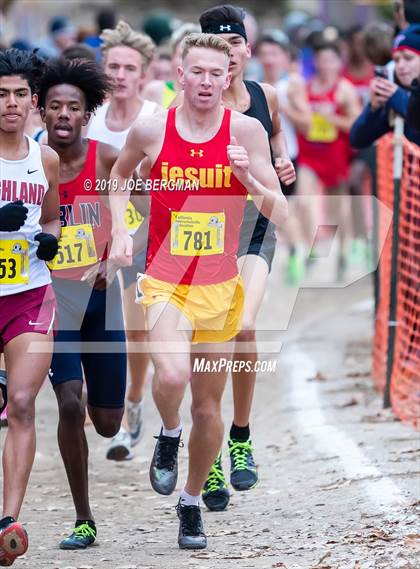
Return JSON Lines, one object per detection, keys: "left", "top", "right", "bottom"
{"left": 350, "top": 86, "right": 420, "bottom": 147}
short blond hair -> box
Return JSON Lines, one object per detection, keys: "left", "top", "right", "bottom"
{"left": 170, "top": 23, "right": 201, "bottom": 53}
{"left": 100, "top": 21, "right": 156, "bottom": 68}
{"left": 181, "top": 33, "right": 231, "bottom": 61}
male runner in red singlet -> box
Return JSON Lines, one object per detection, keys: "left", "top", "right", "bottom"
{"left": 167, "top": 12, "right": 297, "bottom": 508}
{"left": 0, "top": 49, "right": 60, "bottom": 566}
{"left": 38, "top": 58, "right": 147, "bottom": 550}
{"left": 296, "top": 42, "right": 360, "bottom": 280}
{"left": 109, "top": 33, "right": 287, "bottom": 549}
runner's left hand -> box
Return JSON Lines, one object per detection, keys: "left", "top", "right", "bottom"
{"left": 34, "top": 232, "right": 59, "bottom": 261}
{"left": 275, "top": 158, "right": 296, "bottom": 186}
{"left": 227, "top": 136, "right": 251, "bottom": 185}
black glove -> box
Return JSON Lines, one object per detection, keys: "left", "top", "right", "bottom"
{"left": 34, "top": 232, "right": 59, "bottom": 261}
{"left": 0, "top": 200, "right": 28, "bottom": 232}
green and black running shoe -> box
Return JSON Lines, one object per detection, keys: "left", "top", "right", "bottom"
{"left": 228, "top": 438, "right": 258, "bottom": 491}
{"left": 202, "top": 452, "right": 230, "bottom": 511}
{"left": 59, "top": 521, "right": 97, "bottom": 550}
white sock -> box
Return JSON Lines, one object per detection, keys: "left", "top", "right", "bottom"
{"left": 162, "top": 422, "right": 182, "bottom": 438}
{"left": 180, "top": 489, "right": 200, "bottom": 507}
{"left": 127, "top": 398, "right": 144, "bottom": 410}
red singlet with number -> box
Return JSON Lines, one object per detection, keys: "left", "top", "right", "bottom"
{"left": 147, "top": 107, "right": 247, "bottom": 286}
{"left": 53, "top": 140, "right": 112, "bottom": 280}
{"left": 298, "top": 81, "right": 351, "bottom": 188}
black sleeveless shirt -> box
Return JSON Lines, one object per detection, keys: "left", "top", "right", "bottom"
{"left": 244, "top": 80, "right": 273, "bottom": 141}
{"left": 240, "top": 80, "right": 275, "bottom": 238}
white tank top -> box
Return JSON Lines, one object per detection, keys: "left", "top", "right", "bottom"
{"left": 87, "top": 99, "right": 157, "bottom": 149}
{"left": 0, "top": 136, "right": 51, "bottom": 296}
{"left": 275, "top": 75, "right": 298, "bottom": 161}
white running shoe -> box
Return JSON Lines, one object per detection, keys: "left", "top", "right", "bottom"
{"left": 127, "top": 399, "right": 144, "bottom": 447}
{"left": 106, "top": 428, "right": 132, "bottom": 461}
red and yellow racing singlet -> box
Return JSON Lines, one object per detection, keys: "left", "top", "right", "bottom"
{"left": 298, "top": 81, "right": 351, "bottom": 188}
{"left": 147, "top": 107, "right": 247, "bottom": 285}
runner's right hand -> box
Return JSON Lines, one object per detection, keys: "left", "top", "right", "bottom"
{"left": 227, "top": 136, "right": 251, "bottom": 186}
{"left": 81, "top": 260, "right": 119, "bottom": 290}
{"left": 109, "top": 230, "right": 133, "bottom": 267}
{"left": 0, "top": 200, "right": 28, "bottom": 232}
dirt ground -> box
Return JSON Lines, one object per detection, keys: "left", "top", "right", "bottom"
{"left": 1, "top": 253, "right": 419, "bottom": 569}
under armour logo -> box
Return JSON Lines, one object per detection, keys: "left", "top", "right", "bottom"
{"left": 190, "top": 149, "right": 204, "bottom": 158}
{"left": 219, "top": 25, "right": 231, "bottom": 32}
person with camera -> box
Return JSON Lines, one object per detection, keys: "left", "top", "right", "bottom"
{"left": 350, "top": 28, "right": 420, "bottom": 148}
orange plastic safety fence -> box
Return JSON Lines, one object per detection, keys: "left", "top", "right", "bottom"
{"left": 372, "top": 134, "right": 394, "bottom": 392}
{"left": 391, "top": 141, "right": 420, "bottom": 427}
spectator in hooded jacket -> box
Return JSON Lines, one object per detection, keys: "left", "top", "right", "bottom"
{"left": 350, "top": 28, "right": 420, "bottom": 147}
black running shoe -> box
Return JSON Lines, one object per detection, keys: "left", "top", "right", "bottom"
{"left": 176, "top": 500, "right": 207, "bottom": 550}
{"left": 202, "top": 452, "right": 230, "bottom": 511}
{"left": 229, "top": 438, "right": 258, "bottom": 491}
{"left": 149, "top": 429, "right": 182, "bottom": 495}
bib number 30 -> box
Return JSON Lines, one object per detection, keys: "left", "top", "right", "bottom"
{"left": 125, "top": 202, "right": 143, "bottom": 235}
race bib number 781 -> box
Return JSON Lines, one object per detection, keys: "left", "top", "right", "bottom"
{"left": 170, "top": 211, "right": 225, "bottom": 256}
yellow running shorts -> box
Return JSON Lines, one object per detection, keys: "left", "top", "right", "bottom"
{"left": 138, "top": 274, "right": 244, "bottom": 344}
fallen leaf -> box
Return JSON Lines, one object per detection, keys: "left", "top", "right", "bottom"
{"left": 404, "top": 534, "right": 420, "bottom": 551}
{"left": 346, "top": 370, "right": 370, "bottom": 378}
{"left": 209, "top": 529, "right": 240, "bottom": 537}
{"left": 362, "top": 409, "right": 400, "bottom": 423}
{"left": 339, "top": 397, "right": 359, "bottom": 408}
{"left": 320, "top": 478, "right": 352, "bottom": 491}
{"left": 366, "top": 529, "right": 393, "bottom": 542}
{"left": 310, "top": 551, "right": 332, "bottom": 568}
{"left": 307, "top": 372, "right": 327, "bottom": 382}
